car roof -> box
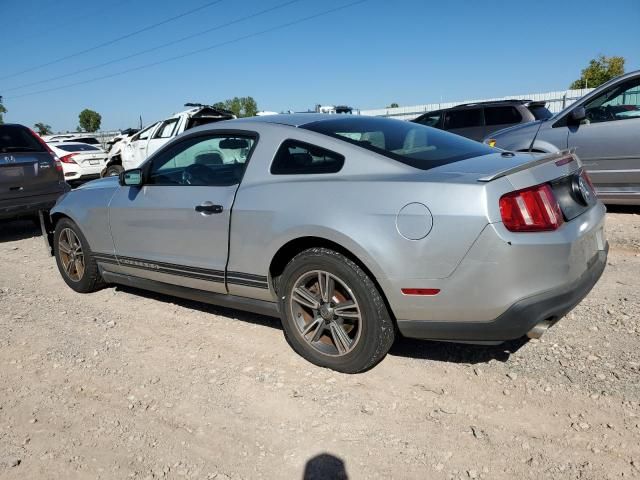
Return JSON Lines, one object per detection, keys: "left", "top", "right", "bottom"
{"left": 228, "top": 113, "right": 358, "bottom": 127}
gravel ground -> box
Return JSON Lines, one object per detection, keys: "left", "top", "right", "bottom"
{"left": 0, "top": 208, "right": 639, "bottom": 480}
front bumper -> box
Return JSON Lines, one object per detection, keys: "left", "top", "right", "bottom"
{"left": 397, "top": 244, "right": 607, "bottom": 343}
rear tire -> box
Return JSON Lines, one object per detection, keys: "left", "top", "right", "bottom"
{"left": 278, "top": 248, "right": 395, "bottom": 373}
{"left": 54, "top": 218, "right": 105, "bottom": 293}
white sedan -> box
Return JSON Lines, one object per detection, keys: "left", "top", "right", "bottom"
{"left": 48, "top": 142, "right": 107, "bottom": 183}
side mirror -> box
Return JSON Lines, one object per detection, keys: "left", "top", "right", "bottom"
{"left": 570, "top": 106, "right": 586, "bottom": 123}
{"left": 119, "top": 168, "right": 143, "bottom": 187}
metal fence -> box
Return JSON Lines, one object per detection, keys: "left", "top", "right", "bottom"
{"left": 359, "top": 88, "right": 596, "bottom": 120}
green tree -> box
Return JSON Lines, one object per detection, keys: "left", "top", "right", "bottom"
{"left": 570, "top": 55, "right": 625, "bottom": 89}
{"left": 78, "top": 109, "right": 102, "bottom": 132}
{"left": 213, "top": 96, "right": 258, "bottom": 117}
{"left": 34, "top": 122, "right": 53, "bottom": 136}
{"left": 387, "top": 103, "right": 399, "bottom": 108}
{"left": 0, "top": 99, "right": 6, "bottom": 124}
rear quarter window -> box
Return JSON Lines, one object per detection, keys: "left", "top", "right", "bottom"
{"left": 443, "top": 109, "right": 483, "bottom": 129}
{"left": 484, "top": 106, "right": 523, "bottom": 125}
{"left": 271, "top": 140, "right": 344, "bottom": 175}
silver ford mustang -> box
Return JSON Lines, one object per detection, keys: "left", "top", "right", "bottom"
{"left": 42, "top": 115, "right": 608, "bottom": 373}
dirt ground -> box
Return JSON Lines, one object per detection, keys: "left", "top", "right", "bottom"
{"left": 1, "top": 208, "right": 639, "bottom": 480}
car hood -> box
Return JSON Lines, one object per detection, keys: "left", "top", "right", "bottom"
{"left": 74, "top": 176, "right": 120, "bottom": 190}
{"left": 487, "top": 119, "right": 544, "bottom": 140}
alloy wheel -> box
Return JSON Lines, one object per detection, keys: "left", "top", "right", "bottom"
{"left": 58, "top": 228, "right": 85, "bottom": 282}
{"left": 289, "top": 270, "right": 362, "bottom": 357}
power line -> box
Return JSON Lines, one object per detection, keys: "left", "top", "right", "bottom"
{"left": 2, "top": 0, "right": 305, "bottom": 93}
{"left": 0, "top": 0, "right": 226, "bottom": 81}
{"left": 6, "top": 0, "right": 368, "bottom": 101}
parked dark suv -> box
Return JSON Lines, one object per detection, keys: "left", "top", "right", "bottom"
{"left": 412, "top": 100, "right": 553, "bottom": 141}
{"left": 0, "top": 124, "right": 69, "bottom": 221}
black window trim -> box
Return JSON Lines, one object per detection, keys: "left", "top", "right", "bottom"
{"left": 270, "top": 138, "right": 345, "bottom": 175}
{"left": 141, "top": 129, "right": 260, "bottom": 187}
{"left": 153, "top": 118, "right": 180, "bottom": 140}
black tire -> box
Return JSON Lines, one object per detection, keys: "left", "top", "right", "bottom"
{"left": 278, "top": 248, "right": 395, "bottom": 373}
{"left": 53, "top": 218, "right": 105, "bottom": 293}
{"left": 104, "top": 164, "right": 123, "bottom": 177}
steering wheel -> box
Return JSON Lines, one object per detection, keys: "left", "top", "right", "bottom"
{"left": 181, "top": 163, "right": 213, "bottom": 185}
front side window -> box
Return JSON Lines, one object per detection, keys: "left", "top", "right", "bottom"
{"left": 154, "top": 119, "right": 179, "bottom": 139}
{"left": 148, "top": 134, "right": 255, "bottom": 186}
{"left": 301, "top": 117, "right": 493, "bottom": 170}
{"left": 271, "top": 140, "right": 344, "bottom": 175}
{"left": 484, "top": 106, "right": 522, "bottom": 126}
{"left": 443, "top": 108, "right": 483, "bottom": 129}
{"left": 583, "top": 78, "right": 640, "bottom": 124}
{"left": 134, "top": 122, "right": 158, "bottom": 141}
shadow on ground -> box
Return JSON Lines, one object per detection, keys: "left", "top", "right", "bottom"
{"left": 303, "top": 453, "right": 348, "bottom": 480}
{"left": 0, "top": 219, "right": 41, "bottom": 242}
{"left": 113, "top": 284, "right": 526, "bottom": 365}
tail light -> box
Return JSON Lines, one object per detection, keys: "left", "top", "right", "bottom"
{"left": 59, "top": 153, "right": 78, "bottom": 164}
{"left": 28, "top": 128, "right": 64, "bottom": 174}
{"left": 499, "top": 183, "right": 564, "bottom": 232}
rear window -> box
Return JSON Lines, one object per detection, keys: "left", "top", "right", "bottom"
{"left": 443, "top": 108, "right": 482, "bottom": 129}
{"left": 484, "top": 106, "right": 523, "bottom": 126}
{"left": 73, "top": 137, "right": 100, "bottom": 145}
{"left": 527, "top": 104, "right": 553, "bottom": 120}
{"left": 0, "top": 125, "right": 46, "bottom": 154}
{"left": 301, "top": 117, "right": 493, "bottom": 170}
{"left": 55, "top": 144, "right": 100, "bottom": 152}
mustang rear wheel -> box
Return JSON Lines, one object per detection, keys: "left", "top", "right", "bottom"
{"left": 54, "top": 218, "right": 105, "bottom": 293}
{"left": 279, "top": 248, "right": 395, "bottom": 373}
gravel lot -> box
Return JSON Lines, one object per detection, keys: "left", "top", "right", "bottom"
{"left": 1, "top": 208, "right": 639, "bottom": 480}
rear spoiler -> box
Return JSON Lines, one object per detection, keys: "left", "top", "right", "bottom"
{"left": 477, "top": 150, "right": 579, "bottom": 182}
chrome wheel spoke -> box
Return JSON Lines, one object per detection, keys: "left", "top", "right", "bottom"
{"left": 292, "top": 287, "right": 320, "bottom": 310}
{"left": 334, "top": 301, "right": 360, "bottom": 319}
{"left": 329, "top": 322, "right": 352, "bottom": 355}
{"left": 302, "top": 317, "right": 325, "bottom": 342}
{"left": 58, "top": 240, "right": 72, "bottom": 254}
{"left": 318, "top": 271, "right": 334, "bottom": 303}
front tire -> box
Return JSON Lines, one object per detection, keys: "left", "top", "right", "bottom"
{"left": 104, "top": 164, "right": 123, "bottom": 177}
{"left": 278, "top": 248, "right": 395, "bottom": 373}
{"left": 54, "top": 218, "right": 105, "bottom": 293}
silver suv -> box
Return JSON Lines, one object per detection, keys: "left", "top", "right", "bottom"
{"left": 412, "top": 100, "right": 552, "bottom": 141}
{"left": 486, "top": 70, "right": 640, "bottom": 205}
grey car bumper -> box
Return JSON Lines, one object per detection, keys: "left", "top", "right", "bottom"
{"left": 397, "top": 244, "right": 608, "bottom": 343}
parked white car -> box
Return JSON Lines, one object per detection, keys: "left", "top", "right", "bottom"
{"left": 102, "top": 105, "right": 234, "bottom": 177}
{"left": 48, "top": 142, "right": 107, "bottom": 183}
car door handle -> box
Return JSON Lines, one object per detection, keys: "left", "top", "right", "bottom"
{"left": 195, "top": 203, "right": 223, "bottom": 214}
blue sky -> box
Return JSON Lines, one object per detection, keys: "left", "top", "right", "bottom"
{"left": 1, "top": 0, "right": 639, "bottom": 131}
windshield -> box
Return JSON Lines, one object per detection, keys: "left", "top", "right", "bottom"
{"left": 301, "top": 117, "right": 493, "bottom": 170}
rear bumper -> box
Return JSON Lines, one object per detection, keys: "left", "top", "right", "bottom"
{"left": 0, "top": 189, "right": 68, "bottom": 220}
{"left": 397, "top": 244, "right": 607, "bottom": 343}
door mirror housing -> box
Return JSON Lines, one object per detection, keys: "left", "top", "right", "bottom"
{"left": 570, "top": 106, "right": 587, "bottom": 123}
{"left": 119, "top": 169, "right": 143, "bottom": 187}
